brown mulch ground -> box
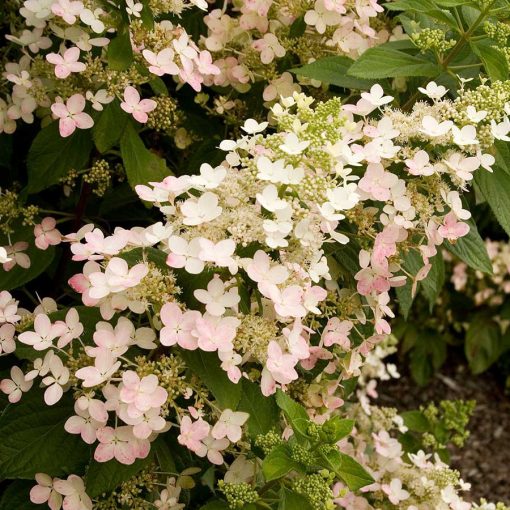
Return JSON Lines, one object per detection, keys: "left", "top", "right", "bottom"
{"left": 376, "top": 360, "right": 510, "bottom": 504}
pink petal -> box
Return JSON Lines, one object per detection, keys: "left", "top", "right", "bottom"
{"left": 66, "top": 94, "right": 85, "bottom": 114}
{"left": 123, "top": 86, "right": 140, "bottom": 106}
{"left": 44, "top": 384, "right": 64, "bottom": 405}
{"left": 59, "top": 118, "right": 77, "bottom": 137}
{"left": 73, "top": 112, "right": 94, "bottom": 129}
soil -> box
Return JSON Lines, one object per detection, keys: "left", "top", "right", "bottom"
{"left": 376, "top": 359, "right": 510, "bottom": 504}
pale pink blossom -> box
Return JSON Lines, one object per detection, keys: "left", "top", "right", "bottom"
{"left": 360, "top": 84, "right": 393, "bottom": 107}
{"left": 194, "top": 276, "right": 240, "bottom": 316}
{"left": 51, "top": 94, "right": 94, "bottom": 137}
{"left": 246, "top": 250, "right": 288, "bottom": 287}
{"left": 160, "top": 302, "right": 200, "bottom": 349}
{"left": 34, "top": 217, "right": 62, "bottom": 250}
{"left": 65, "top": 401, "right": 107, "bottom": 443}
{"left": 180, "top": 192, "right": 222, "bottom": 226}
{"left": 3, "top": 242, "right": 31, "bottom": 271}
{"left": 88, "top": 258, "right": 148, "bottom": 299}
{"left": 95, "top": 426, "right": 149, "bottom": 464}
{"left": 53, "top": 475, "right": 92, "bottom": 510}
{"left": 0, "top": 366, "right": 33, "bottom": 403}
{"left": 30, "top": 473, "right": 63, "bottom": 510}
{"left": 0, "top": 323, "right": 16, "bottom": 354}
{"left": 405, "top": 150, "right": 435, "bottom": 176}
{"left": 166, "top": 236, "right": 205, "bottom": 274}
{"left": 322, "top": 318, "right": 352, "bottom": 348}
{"left": 119, "top": 370, "right": 168, "bottom": 418}
{"left": 118, "top": 406, "right": 167, "bottom": 439}
{"left": 266, "top": 341, "right": 298, "bottom": 384}
{"left": 218, "top": 349, "right": 242, "bottom": 383}
{"left": 438, "top": 212, "right": 470, "bottom": 241}
{"left": 51, "top": 0, "right": 84, "bottom": 24}
{"left": 212, "top": 409, "right": 249, "bottom": 442}
{"left": 56, "top": 308, "right": 83, "bottom": 348}
{"left": 252, "top": 33, "right": 285, "bottom": 64}
{"left": 259, "top": 283, "right": 306, "bottom": 318}
{"left": 143, "top": 48, "right": 179, "bottom": 76}
{"left": 18, "top": 313, "right": 67, "bottom": 351}
{"left": 75, "top": 348, "right": 121, "bottom": 387}
{"left": 177, "top": 416, "right": 210, "bottom": 456}
{"left": 0, "top": 291, "right": 20, "bottom": 324}
{"left": 120, "top": 86, "right": 157, "bottom": 123}
{"left": 381, "top": 479, "right": 410, "bottom": 505}
{"left": 192, "top": 314, "right": 239, "bottom": 352}
{"left": 358, "top": 163, "right": 398, "bottom": 201}
{"left": 46, "top": 47, "right": 86, "bottom": 79}
{"left": 41, "top": 354, "right": 70, "bottom": 405}
{"left": 198, "top": 238, "right": 237, "bottom": 273}
{"left": 304, "top": 0, "right": 343, "bottom": 34}
{"left": 201, "top": 434, "right": 229, "bottom": 465}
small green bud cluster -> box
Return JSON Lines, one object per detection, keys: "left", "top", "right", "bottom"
{"left": 292, "top": 471, "right": 336, "bottom": 510}
{"left": 0, "top": 188, "right": 40, "bottom": 234}
{"left": 290, "top": 443, "right": 315, "bottom": 466}
{"left": 421, "top": 400, "right": 475, "bottom": 449}
{"left": 218, "top": 480, "right": 259, "bottom": 509}
{"left": 255, "top": 430, "right": 283, "bottom": 454}
{"left": 484, "top": 21, "right": 510, "bottom": 46}
{"left": 412, "top": 28, "right": 456, "bottom": 54}
{"left": 83, "top": 159, "right": 111, "bottom": 197}
{"left": 147, "top": 95, "right": 183, "bottom": 133}
{"left": 94, "top": 465, "right": 157, "bottom": 509}
{"left": 306, "top": 422, "right": 321, "bottom": 441}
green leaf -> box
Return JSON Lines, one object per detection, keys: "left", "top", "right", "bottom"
{"left": 465, "top": 316, "right": 503, "bottom": 374}
{"left": 434, "top": 0, "right": 474, "bottom": 5}
{"left": 400, "top": 410, "right": 430, "bottom": 432}
{"left": 139, "top": 0, "right": 154, "bottom": 28}
{"left": 120, "top": 122, "right": 169, "bottom": 188}
{"left": 93, "top": 100, "right": 129, "bottom": 153}
{"left": 409, "top": 330, "right": 447, "bottom": 385}
{"left": 86, "top": 456, "right": 153, "bottom": 497}
{"left": 153, "top": 436, "right": 177, "bottom": 473}
{"left": 27, "top": 121, "right": 93, "bottom": 193}
{"left": 495, "top": 140, "right": 510, "bottom": 172}
{"left": 237, "top": 380, "right": 279, "bottom": 438}
{"left": 475, "top": 165, "right": 510, "bottom": 237}
{"left": 471, "top": 41, "right": 508, "bottom": 81}
{"left": 200, "top": 502, "right": 229, "bottom": 510}
{"left": 384, "top": 0, "right": 459, "bottom": 27}
{"left": 291, "top": 56, "right": 375, "bottom": 89}
{"left": 0, "top": 390, "right": 90, "bottom": 478}
{"left": 421, "top": 250, "right": 445, "bottom": 308}
{"left": 262, "top": 444, "right": 302, "bottom": 481}
{"left": 181, "top": 351, "right": 242, "bottom": 409}
{"left": 384, "top": 0, "right": 436, "bottom": 10}
{"left": 149, "top": 77, "right": 168, "bottom": 96}
{"left": 321, "top": 450, "right": 374, "bottom": 491}
{"left": 0, "top": 225, "right": 55, "bottom": 291}
{"left": 107, "top": 31, "right": 134, "bottom": 71}
{"left": 348, "top": 46, "right": 440, "bottom": 79}
{"left": 444, "top": 220, "right": 492, "bottom": 274}
{"left": 278, "top": 488, "right": 314, "bottom": 510}
{"left": 395, "top": 279, "right": 414, "bottom": 320}
{"left": 119, "top": 246, "right": 168, "bottom": 271}
{"left": 289, "top": 15, "right": 306, "bottom": 38}
{"left": 275, "top": 390, "right": 310, "bottom": 439}
{"left": 0, "top": 480, "right": 40, "bottom": 510}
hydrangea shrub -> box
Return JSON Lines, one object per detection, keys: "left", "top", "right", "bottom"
{"left": 1, "top": 0, "right": 510, "bottom": 509}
